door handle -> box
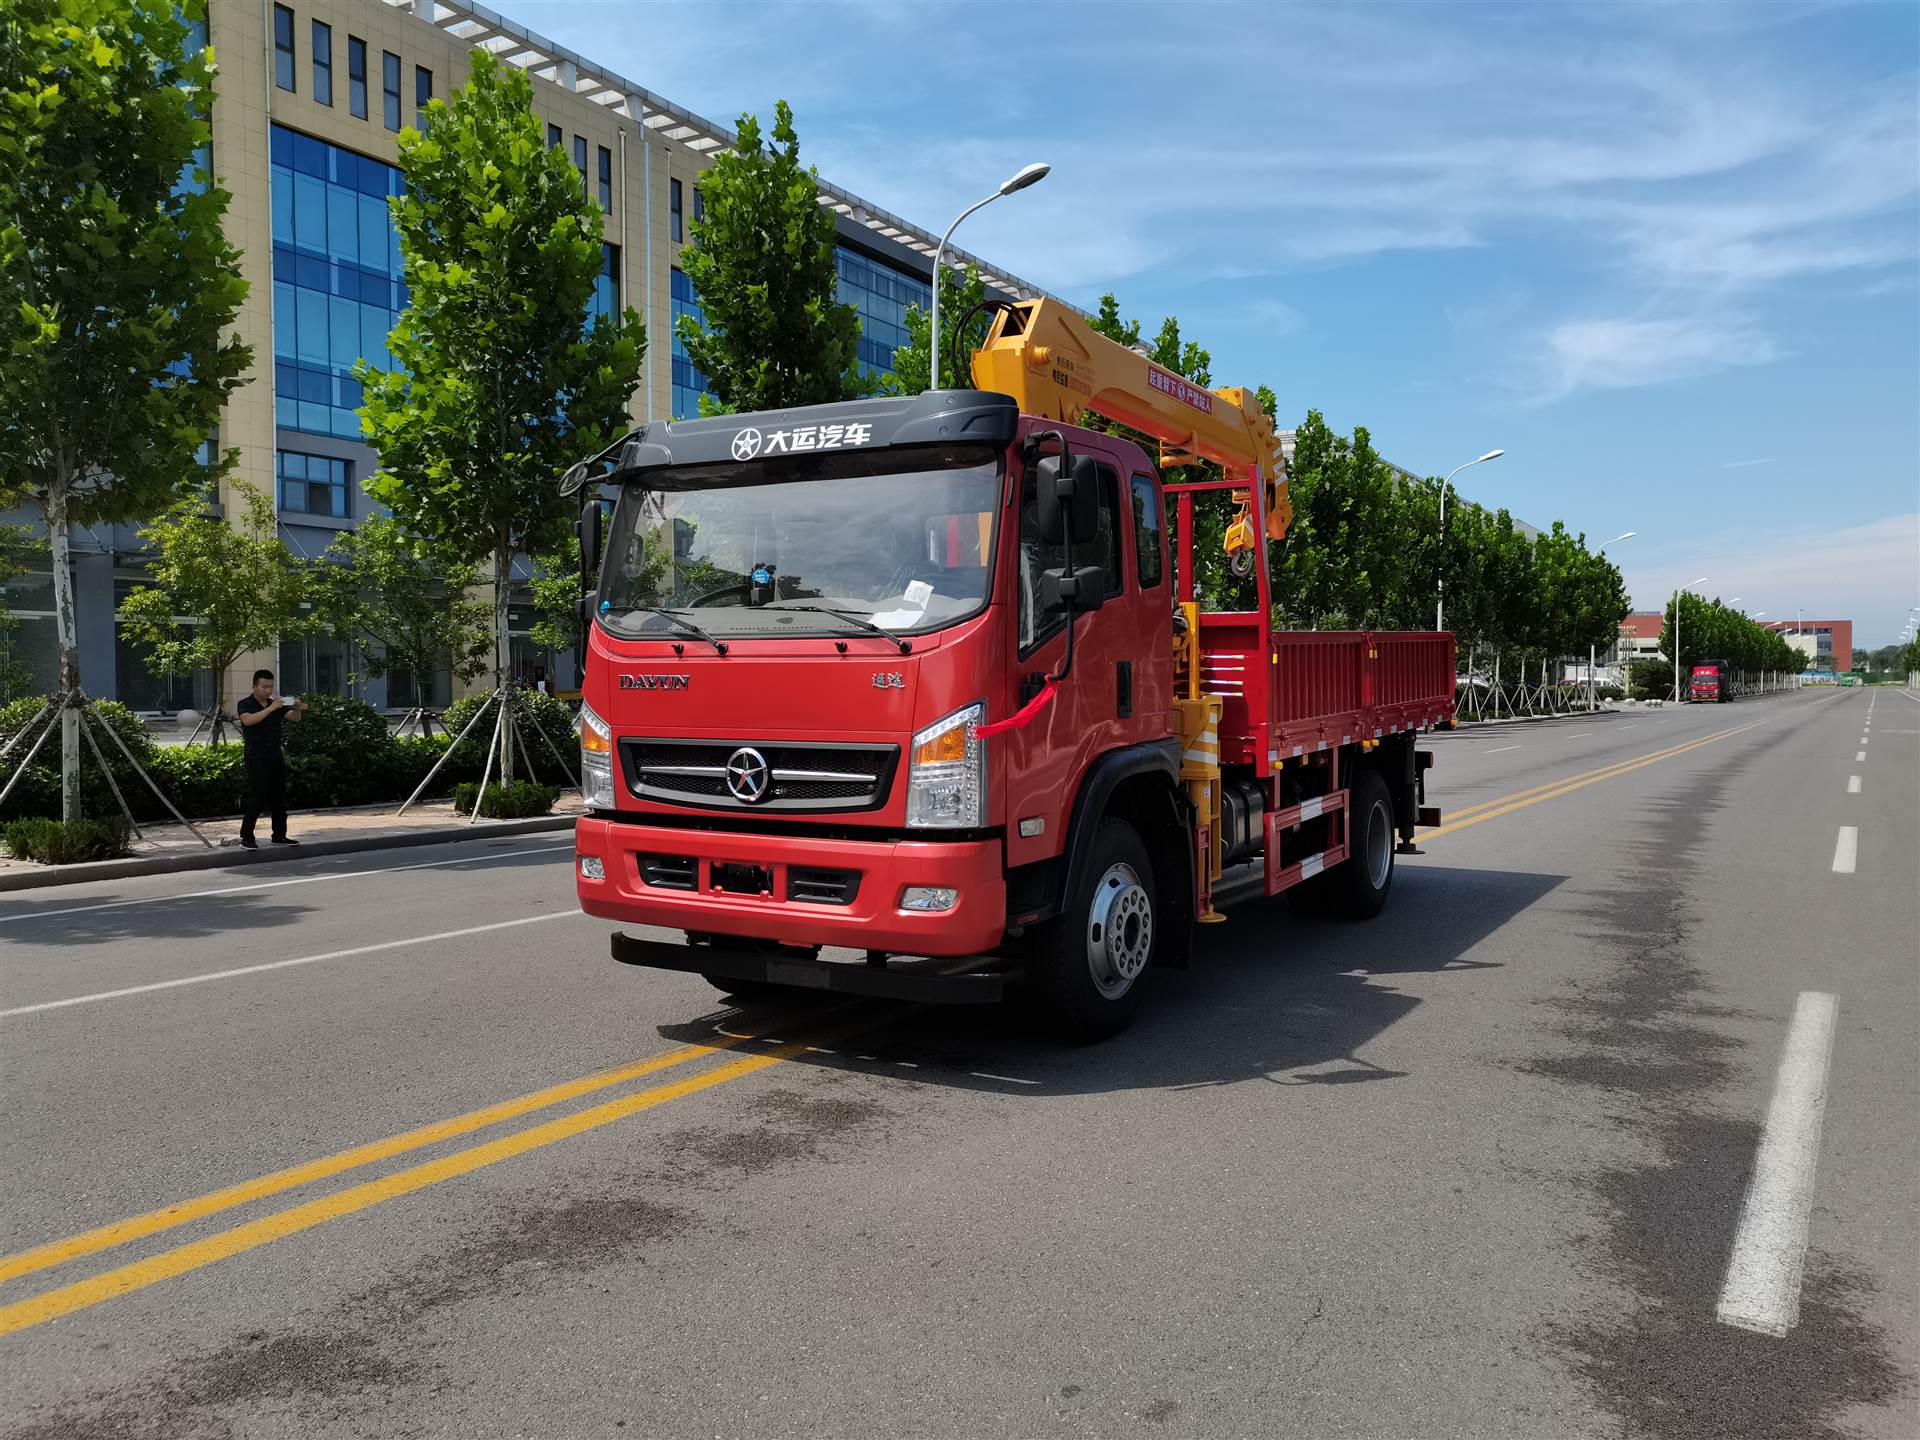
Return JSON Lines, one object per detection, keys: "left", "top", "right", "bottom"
{"left": 1116, "top": 660, "right": 1133, "bottom": 719}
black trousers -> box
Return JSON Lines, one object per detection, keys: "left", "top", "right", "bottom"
{"left": 242, "top": 752, "right": 288, "bottom": 841}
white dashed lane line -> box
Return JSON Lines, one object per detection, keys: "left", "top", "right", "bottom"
{"left": 1717, "top": 992, "right": 1840, "bottom": 1338}
{"left": 1847, "top": 775, "right": 1861, "bottom": 794}
{"left": 1831, "top": 827, "right": 1858, "bottom": 875}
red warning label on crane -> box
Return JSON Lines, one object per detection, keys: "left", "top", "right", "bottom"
{"left": 1147, "top": 364, "right": 1214, "bottom": 415}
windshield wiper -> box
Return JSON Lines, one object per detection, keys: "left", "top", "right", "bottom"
{"left": 761, "top": 602, "right": 911, "bottom": 654}
{"left": 630, "top": 606, "right": 729, "bottom": 655}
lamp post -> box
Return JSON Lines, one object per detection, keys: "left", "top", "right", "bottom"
{"left": 1435, "top": 449, "right": 1505, "bottom": 633}
{"left": 1673, "top": 576, "right": 1707, "bottom": 701}
{"left": 928, "top": 162, "right": 1050, "bottom": 392}
{"left": 1592, "top": 531, "right": 1636, "bottom": 710}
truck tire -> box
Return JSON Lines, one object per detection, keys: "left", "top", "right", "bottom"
{"left": 1025, "top": 818, "right": 1157, "bottom": 1042}
{"left": 1329, "top": 769, "right": 1395, "bottom": 920}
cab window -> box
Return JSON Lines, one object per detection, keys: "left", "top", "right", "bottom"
{"left": 1017, "top": 460, "right": 1122, "bottom": 654}
{"left": 1130, "top": 474, "right": 1163, "bottom": 588}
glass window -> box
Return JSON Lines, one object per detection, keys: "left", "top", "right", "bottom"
{"left": 591, "top": 243, "right": 619, "bottom": 326}
{"left": 1130, "top": 475, "right": 1163, "bottom": 587}
{"left": 347, "top": 37, "right": 367, "bottom": 118}
{"left": 279, "top": 634, "right": 357, "bottom": 699}
{"left": 573, "top": 135, "right": 587, "bottom": 192}
{"left": 0, "top": 571, "right": 58, "bottom": 702}
{"left": 835, "top": 245, "right": 931, "bottom": 380}
{"left": 598, "top": 145, "right": 612, "bottom": 209}
{"left": 277, "top": 449, "right": 351, "bottom": 517}
{"left": 273, "top": 5, "right": 294, "bottom": 91}
{"left": 693, "top": 186, "right": 705, "bottom": 223}
{"left": 268, "top": 125, "right": 405, "bottom": 439}
{"left": 414, "top": 65, "right": 432, "bottom": 122}
{"left": 1016, "top": 460, "right": 1121, "bottom": 653}
{"left": 598, "top": 448, "right": 1001, "bottom": 642}
{"left": 669, "top": 267, "right": 711, "bottom": 418}
{"left": 670, "top": 178, "right": 682, "bottom": 242}
{"left": 547, "top": 122, "right": 562, "bottom": 149}
{"left": 311, "top": 20, "right": 331, "bottom": 105}
{"left": 382, "top": 51, "right": 401, "bottom": 131}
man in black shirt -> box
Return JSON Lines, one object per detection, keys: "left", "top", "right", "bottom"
{"left": 234, "top": 669, "right": 305, "bottom": 848}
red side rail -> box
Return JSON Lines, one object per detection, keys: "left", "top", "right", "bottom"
{"left": 1366, "top": 631, "right": 1456, "bottom": 738}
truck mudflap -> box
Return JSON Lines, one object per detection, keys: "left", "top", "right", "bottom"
{"left": 611, "top": 933, "right": 1012, "bottom": 1005}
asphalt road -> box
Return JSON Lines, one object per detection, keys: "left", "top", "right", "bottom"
{"left": 2, "top": 687, "right": 1914, "bottom": 1439}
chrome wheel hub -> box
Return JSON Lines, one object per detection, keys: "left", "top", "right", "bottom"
{"left": 1086, "top": 862, "right": 1152, "bottom": 999}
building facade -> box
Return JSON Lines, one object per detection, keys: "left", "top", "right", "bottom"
{"left": 1, "top": 0, "right": 1046, "bottom": 713}
{"left": 1616, "top": 613, "right": 1850, "bottom": 673}
{"left": 1763, "top": 619, "right": 1852, "bottom": 673}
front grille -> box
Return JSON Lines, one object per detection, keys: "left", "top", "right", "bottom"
{"left": 620, "top": 737, "right": 897, "bottom": 813}
{"left": 638, "top": 854, "right": 696, "bottom": 890}
{"left": 789, "top": 867, "right": 860, "bottom": 906}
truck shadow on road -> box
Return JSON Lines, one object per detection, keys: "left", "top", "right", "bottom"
{"left": 656, "top": 863, "right": 1562, "bottom": 1100}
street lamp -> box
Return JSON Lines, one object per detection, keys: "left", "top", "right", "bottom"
{"left": 1593, "top": 530, "right": 1636, "bottom": 709}
{"left": 929, "top": 162, "right": 1050, "bottom": 392}
{"left": 1435, "top": 449, "right": 1505, "bottom": 632}
{"left": 1673, "top": 575, "right": 1707, "bottom": 701}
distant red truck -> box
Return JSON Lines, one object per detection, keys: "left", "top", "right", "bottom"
{"left": 1688, "top": 660, "right": 1731, "bottom": 703}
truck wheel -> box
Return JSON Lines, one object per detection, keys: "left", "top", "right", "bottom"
{"left": 1330, "top": 770, "right": 1395, "bottom": 920}
{"left": 1026, "top": 819, "right": 1157, "bottom": 1042}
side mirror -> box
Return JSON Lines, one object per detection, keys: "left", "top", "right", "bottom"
{"left": 578, "top": 499, "right": 603, "bottom": 585}
{"left": 558, "top": 460, "right": 592, "bottom": 498}
{"left": 1031, "top": 453, "right": 1100, "bottom": 545}
{"left": 1039, "top": 564, "right": 1107, "bottom": 617}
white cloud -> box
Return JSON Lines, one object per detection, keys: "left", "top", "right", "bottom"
{"left": 1529, "top": 313, "right": 1781, "bottom": 402}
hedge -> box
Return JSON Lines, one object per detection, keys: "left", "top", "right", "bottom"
{"left": 4, "top": 816, "right": 133, "bottom": 864}
{"left": 452, "top": 779, "right": 560, "bottom": 820}
{"left": 0, "top": 694, "right": 512, "bottom": 824}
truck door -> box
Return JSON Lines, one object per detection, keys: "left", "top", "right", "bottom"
{"left": 1002, "top": 448, "right": 1162, "bottom": 870}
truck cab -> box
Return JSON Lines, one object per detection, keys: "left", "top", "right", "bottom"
{"left": 572, "top": 391, "right": 1191, "bottom": 1022}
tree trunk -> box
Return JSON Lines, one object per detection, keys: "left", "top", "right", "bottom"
{"left": 494, "top": 540, "right": 515, "bottom": 784}
{"left": 45, "top": 479, "right": 82, "bottom": 822}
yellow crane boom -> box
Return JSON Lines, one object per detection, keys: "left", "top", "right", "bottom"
{"left": 970, "top": 297, "right": 1291, "bottom": 546}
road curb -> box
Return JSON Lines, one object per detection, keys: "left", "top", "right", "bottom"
{"left": 0, "top": 815, "right": 577, "bottom": 894}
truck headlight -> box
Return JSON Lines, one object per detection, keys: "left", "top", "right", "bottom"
{"left": 579, "top": 700, "right": 616, "bottom": 810}
{"left": 905, "top": 702, "right": 985, "bottom": 829}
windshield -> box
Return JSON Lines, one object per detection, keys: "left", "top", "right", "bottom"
{"left": 596, "top": 446, "right": 1001, "bottom": 640}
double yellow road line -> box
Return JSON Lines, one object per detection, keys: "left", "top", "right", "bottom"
{"left": 1423, "top": 716, "right": 1771, "bottom": 840}
{"left": 0, "top": 1014, "right": 867, "bottom": 1337}
{"left": 1, "top": 711, "right": 1776, "bottom": 1337}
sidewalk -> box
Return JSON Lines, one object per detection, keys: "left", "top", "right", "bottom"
{"left": 0, "top": 796, "right": 584, "bottom": 893}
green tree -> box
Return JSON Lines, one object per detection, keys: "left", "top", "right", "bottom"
{"left": 0, "top": 0, "right": 250, "bottom": 815}
{"left": 1089, "top": 292, "right": 1141, "bottom": 349}
{"left": 676, "top": 100, "right": 864, "bottom": 413}
{"left": 1271, "top": 411, "right": 1402, "bottom": 628}
{"left": 358, "top": 48, "right": 645, "bottom": 716}
{"left": 117, "top": 481, "right": 318, "bottom": 730}
{"left": 526, "top": 533, "right": 583, "bottom": 661}
{"left": 885, "top": 264, "right": 989, "bottom": 395}
{"left": 318, "top": 515, "right": 492, "bottom": 707}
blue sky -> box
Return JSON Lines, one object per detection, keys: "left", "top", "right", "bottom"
{"left": 510, "top": 0, "right": 1919, "bottom": 645}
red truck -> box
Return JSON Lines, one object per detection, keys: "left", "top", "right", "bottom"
{"left": 1688, "top": 659, "right": 1731, "bottom": 703}
{"left": 567, "top": 299, "right": 1454, "bottom": 1038}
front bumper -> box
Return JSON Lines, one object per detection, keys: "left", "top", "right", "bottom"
{"left": 574, "top": 816, "right": 1007, "bottom": 956}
